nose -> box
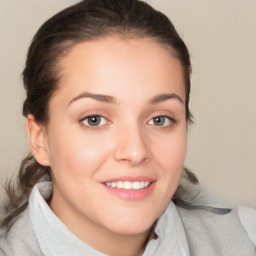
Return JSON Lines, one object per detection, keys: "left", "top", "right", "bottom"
{"left": 113, "top": 124, "right": 152, "bottom": 166}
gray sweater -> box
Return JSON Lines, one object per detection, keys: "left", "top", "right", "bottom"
{"left": 0, "top": 181, "right": 255, "bottom": 256}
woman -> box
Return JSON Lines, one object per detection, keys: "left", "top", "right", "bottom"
{"left": 0, "top": 0, "right": 255, "bottom": 255}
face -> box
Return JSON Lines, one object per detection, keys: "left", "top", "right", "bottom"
{"left": 38, "top": 37, "right": 187, "bottom": 239}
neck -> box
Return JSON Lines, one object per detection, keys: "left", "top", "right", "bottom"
{"left": 71, "top": 219, "right": 150, "bottom": 256}
{"left": 49, "top": 191, "right": 151, "bottom": 256}
{"left": 87, "top": 229, "right": 149, "bottom": 256}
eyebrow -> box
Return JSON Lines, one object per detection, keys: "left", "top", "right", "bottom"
{"left": 68, "top": 92, "right": 117, "bottom": 106}
{"left": 68, "top": 92, "right": 184, "bottom": 106}
{"left": 150, "top": 93, "right": 184, "bottom": 104}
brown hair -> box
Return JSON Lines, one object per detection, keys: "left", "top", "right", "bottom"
{"left": 2, "top": 0, "right": 197, "bottom": 227}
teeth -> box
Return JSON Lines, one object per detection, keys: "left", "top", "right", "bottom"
{"left": 133, "top": 181, "right": 140, "bottom": 189}
{"left": 111, "top": 182, "right": 117, "bottom": 188}
{"left": 117, "top": 181, "right": 123, "bottom": 189}
{"left": 106, "top": 182, "right": 117, "bottom": 188}
{"left": 105, "top": 181, "right": 151, "bottom": 190}
{"left": 124, "top": 181, "right": 132, "bottom": 189}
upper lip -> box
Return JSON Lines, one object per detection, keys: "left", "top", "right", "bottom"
{"left": 102, "top": 176, "right": 156, "bottom": 183}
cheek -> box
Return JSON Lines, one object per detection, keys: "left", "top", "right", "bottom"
{"left": 47, "top": 129, "right": 111, "bottom": 181}
{"left": 153, "top": 130, "right": 187, "bottom": 206}
{"left": 155, "top": 130, "right": 187, "bottom": 172}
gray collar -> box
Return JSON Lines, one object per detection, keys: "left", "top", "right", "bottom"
{"left": 29, "top": 181, "right": 190, "bottom": 256}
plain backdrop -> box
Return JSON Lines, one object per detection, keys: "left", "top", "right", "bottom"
{"left": 0, "top": 0, "right": 255, "bottom": 207}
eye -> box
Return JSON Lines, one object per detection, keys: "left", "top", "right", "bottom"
{"left": 80, "top": 115, "right": 107, "bottom": 127}
{"left": 148, "top": 116, "right": 176, "bottom": 126}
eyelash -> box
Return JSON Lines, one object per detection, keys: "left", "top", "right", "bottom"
{"left": 148, "top": 115, "right": 176, "bottom": 127}
{"left": 79, "top": 115, "right": 108, "bottom": 128}
{"left": 79, "top": 114, "right": 176, "bottom": 129}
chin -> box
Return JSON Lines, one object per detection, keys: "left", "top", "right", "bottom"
{"left": 103, "top": 211, "right": 159, "bottom": 236}
{"left": 110, "top": 223, "right": 153, "bottom": 236}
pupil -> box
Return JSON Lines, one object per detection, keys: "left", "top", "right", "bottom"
{"left": 88, "top": 116, "right": 100, "bottom": 126}
{"left": 154, "top": 117, "right": 165, "bottom": 125}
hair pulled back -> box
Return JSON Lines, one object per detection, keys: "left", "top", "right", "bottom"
{"left": 2, "top": 0, "right": 197, "bottom": 226}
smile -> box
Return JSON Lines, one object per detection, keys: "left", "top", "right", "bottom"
{"left": 102, "top": 178, "right": 155, "bottom": 200}
{"left": 105, "top": 181, "right": 151, "bottom": 190}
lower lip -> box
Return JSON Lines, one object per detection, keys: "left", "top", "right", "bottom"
{"left": 102, "top": 182, "right": 156, "bottom": 201}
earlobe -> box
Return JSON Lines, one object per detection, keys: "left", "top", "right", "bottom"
{"left": 26, "top": 114, "right": 50, "bottom": 166}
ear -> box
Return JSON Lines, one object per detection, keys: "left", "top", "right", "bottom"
{"left": 26, "top": 114, "right": 50, "bottom": 166}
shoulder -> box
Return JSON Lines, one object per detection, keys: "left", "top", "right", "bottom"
{"left": 0, "top": 206, "right": 43, "bottom": 256}
{"left": 237, "top": 204, "right": 256, "bottom": 247}
{"left": 175, "top": 182, "right": 256, "bottom": 255}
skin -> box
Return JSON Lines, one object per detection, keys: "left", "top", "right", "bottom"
{"left": 27, "top": 36, "right": 187, "bottom": 256}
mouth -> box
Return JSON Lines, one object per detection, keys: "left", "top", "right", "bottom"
{"left": 102, "top": 177, "right": 155, "bottom": 200}
{"left": 104, "top": 181, "right": 151, "bottom": 190}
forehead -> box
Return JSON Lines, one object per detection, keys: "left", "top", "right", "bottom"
{"left": 55, "top": 36, "right": 185, "bottom": 102}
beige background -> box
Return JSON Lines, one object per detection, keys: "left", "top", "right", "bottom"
{"left": 0, "top": 0, "right": 255, "bottom": 207}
